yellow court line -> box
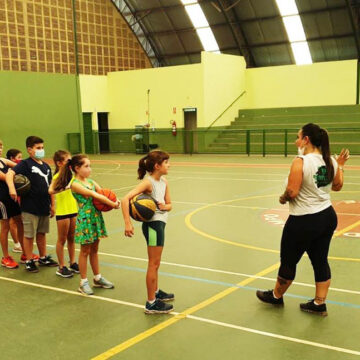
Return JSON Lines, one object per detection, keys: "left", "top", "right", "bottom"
{"left": 185, "top": 194, "right": 360, "bottom": 262}
{"left": 91, "top": 262, "right": 280, "bottom": 360}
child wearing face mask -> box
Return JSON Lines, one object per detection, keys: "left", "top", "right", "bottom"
{"left": 6, "top": 136, "right": 58, "bottom": 272}
{"left": 6, "top": 149, "right": 22, "bottom": 165}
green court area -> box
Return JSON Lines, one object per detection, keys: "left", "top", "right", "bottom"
{"left": 1, "top": 154, "right": 360, "bottom": 360}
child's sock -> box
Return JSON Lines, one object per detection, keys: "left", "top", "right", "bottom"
{"left": 148, "top": 299, "right": 155, "bottom": 305}
{"left": 94, "top": 274, "right": 101, "bottom": 281}
{"left": 80, "top": 278, "right": 88, "bottom": 286}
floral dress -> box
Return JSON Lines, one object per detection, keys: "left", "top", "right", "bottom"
{"left": 72, "top": 179, "right": 107, "bottom": 245}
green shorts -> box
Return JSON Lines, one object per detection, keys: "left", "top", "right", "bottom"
{"left": 142, "top": 221, "right": 166, "bottom": 247}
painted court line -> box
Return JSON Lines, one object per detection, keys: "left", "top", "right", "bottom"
{"left": 95, "top": 252, "right": 360, "bottom": 296}
{"left": 91, "top": 262, "right": 281, "bottom": 359}
{"left": 0, "top": 276, "right": 144, "bottom": 310}
{"left": 2, "top": 275, "right": 359, "bottom": 357}
{"left": 187, "top": 315, "right": 360, "bottom": 356}
{"left": 185, "top": 195, "right": 360, "bottom": 262}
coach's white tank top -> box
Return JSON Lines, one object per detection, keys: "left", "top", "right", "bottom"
{"left": 286, "top": 153, "right": 338, "bottom": 216}
{"left": 147, "top": 175, "right": 168, "bottom": 223}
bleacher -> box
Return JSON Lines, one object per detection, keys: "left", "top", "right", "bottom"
{"left": 208, "top": 105, "right": 360, "bottom": 155}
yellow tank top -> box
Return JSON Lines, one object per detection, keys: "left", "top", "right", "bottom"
{"left": 53, "top": 173, "right": 78, "bottom": 216}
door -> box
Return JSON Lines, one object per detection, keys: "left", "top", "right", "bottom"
{"left": 184, "top": 108, "right": 197, "bottom": 154}
{"left": 83, "top": 113, "right": 94, "bottom": 154}
{"left": 98, "top": 112, "right": 110, "bottom": 153}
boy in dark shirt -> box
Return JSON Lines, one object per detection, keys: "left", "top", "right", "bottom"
{"left": 6, "top": 136, "right": 58, "bottom": 272}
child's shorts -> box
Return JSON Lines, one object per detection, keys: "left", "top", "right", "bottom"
{"left": 0, "top": 196, "right": 21, "bottom": 220}
{"left": 22, "top": 212, "right": 49, "bottom": 238}
{"left": 142, "top": 221, "right": 166, "bottom": 247}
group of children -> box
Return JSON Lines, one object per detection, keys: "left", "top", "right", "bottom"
{"left": 0, "top": 136, "right": 174, "bottom": 314}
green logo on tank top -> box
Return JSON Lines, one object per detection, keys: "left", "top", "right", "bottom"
{"left": 313, "top": 166, "right": 330, "bottom": 188}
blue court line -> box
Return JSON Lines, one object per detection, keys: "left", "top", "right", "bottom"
{"left": 106, "top": 185, "right": 281, "bottom": 235}
{"left": 99, "top": 261, "right": 360, "bottom": 310}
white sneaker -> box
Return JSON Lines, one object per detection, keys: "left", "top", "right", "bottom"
{"left": 12, "top": 243, "right": 22, "bottom": 253}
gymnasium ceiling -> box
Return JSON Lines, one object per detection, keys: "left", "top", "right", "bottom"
{"left": 116, "top": 0, "right": 360, "bottom": 67}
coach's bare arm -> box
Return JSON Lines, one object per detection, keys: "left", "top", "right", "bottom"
{"left": 279, "top": 157, "right": 303, "bottom": 204}
{"left": 332, "top": 148, "right": 349, "bottom": 192}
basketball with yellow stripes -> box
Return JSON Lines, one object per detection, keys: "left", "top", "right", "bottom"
{"left": 129, "top": 193, "right": 157, "bottom": 222}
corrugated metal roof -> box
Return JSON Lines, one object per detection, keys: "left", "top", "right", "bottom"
{"left": 117, "top": 0, "right": 360, "bottom": 67}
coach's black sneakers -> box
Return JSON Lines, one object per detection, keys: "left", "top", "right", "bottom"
{"left": 256, "top": 289, "right": 284, "bottom": 305}
{"left": 25, "top": 259, "right": 39, "bottom": 273}
{"left": 145, "top": 299, "right": 173, "bottom": 314}
{"left": 156, "top": 289, "right": 174, "bottom": 302}
{"left": 300, "top": 299, "right": 328, "bottom": 316}
{"left": 39, "top": 255, "right": 58, "bottom": 267}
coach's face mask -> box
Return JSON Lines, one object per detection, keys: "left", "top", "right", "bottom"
{"left": 35, "top": 149, "right": 45, "bottom": 159}
{"left": 297, "top": 147, "right": 305, "bottom": 156}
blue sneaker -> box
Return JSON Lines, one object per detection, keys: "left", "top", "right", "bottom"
{"left": 78, "top": 281, "right": 94, "bottom": 296}
{"left": 156, "top": 289, "right": 174, "bottom": 302}
{"left": 93, "top": 276, "right": 114, "bottom": 289}
{"left": 145, "top": 299, "right": 173, "bottom": 314}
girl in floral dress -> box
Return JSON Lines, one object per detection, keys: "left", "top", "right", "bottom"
{"left": 52, "top": 154, "right": 120, "bottom": 295}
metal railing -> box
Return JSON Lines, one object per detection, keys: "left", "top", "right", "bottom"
{"left": 68, "top": 127, "right": 360, "bottom": 156}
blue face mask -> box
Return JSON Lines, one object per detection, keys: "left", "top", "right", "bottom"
{"left": 35, "top": 149, "right": 45, "bottom": 159}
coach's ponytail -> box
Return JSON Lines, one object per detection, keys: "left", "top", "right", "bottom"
{"left": 302, "top": 123, "right": 334, "bottom": 182}
{"left": 53, "top": 154, "right": 88, "bottom": 191}
{"left": 137, "top": 150, "right": 170, "bottom": 180}
{"left": 320, "top": 128, "right": 334, "bottom": 182}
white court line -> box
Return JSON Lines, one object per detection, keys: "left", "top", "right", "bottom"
{"left": 1, "top": 275, "right": 359, "bottom": 356}
{"left": 186, "top": 315, "right": 360, "bottom": 356}
{"left": 14, "top": 239, "right": 358, "bottom": 297}
{"left": 93, "top": 252, "right": 360, "bottom": 296}
{"left": 0, "top": 276, "right": 144, "bottom": 310}
{"left": 93, "top": 167, "right": 360, "bottom": 179}
{"left": 172, "top": 201, "right": 360, "bottom": 216}
{"left": 112, "top": 185, "right": 138, "bottom": 191}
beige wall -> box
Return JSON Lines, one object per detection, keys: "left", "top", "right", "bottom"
{"left": 202, "top": 52, "right": 246, "bottom": 127}
{"left": 245, "top": 60, "right": 357, "bottom": 109}
{"left": 79, "top": 54, "right": 358, "bottom": 130}
{"left": 107, "top": 64, "right": 203, "bottom": 129}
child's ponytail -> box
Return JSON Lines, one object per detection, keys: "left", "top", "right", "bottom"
{"left": 53, "top": 154, "right": 88, "bottom": 191}
{"left": 53, "top": 160, "right": 73, "bottom": 191}
{"left": 137, "top": 150, "right": 169, "bottom": 180}
{"left": 138, "top": 155, "right": 148, "bottom": 180}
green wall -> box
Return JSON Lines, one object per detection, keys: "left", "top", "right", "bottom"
{"left": 0, "top": 71, "right": 81, "bottom": 157}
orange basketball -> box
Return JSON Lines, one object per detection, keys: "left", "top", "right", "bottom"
{"left": 93, "top": 188, "right": 117, "bottom": 212}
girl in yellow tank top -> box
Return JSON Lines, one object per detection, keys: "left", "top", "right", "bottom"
{"left": 49, "top": 150, "right": 79, "bottom": 278}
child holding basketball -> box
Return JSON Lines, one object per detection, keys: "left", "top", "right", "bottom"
{"left": 0, "top": 140, "right": 23, "bottom": 269}
{"left": 52, "top": 154, "right": 119, "bottom": 295}
{"left": 6, "top": 148, "right": 23, "bottom": 254}
{"left": 48, "top": 150, "right": 79, "bottom": 278}
{"left": 6, "top": 136, "right": 57, "bottom": 272}
{"left": 121, "top": 150, "right": 174, "bottom": 314}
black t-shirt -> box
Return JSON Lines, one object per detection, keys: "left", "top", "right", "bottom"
{"left": 13, "top": 158, "right": 52, "bottom": 216}
{"left": 0, "top": 159, "right": 10, "bottom": 200}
